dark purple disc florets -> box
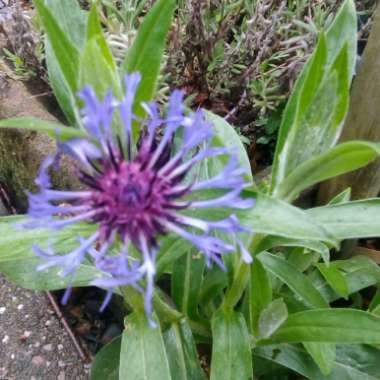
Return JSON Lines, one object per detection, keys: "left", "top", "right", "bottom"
{"left": 85, "top": 144, "right": 189, "bottom": 246}
{"left": 26, "top": 73, "right": 255, "bottom": 323}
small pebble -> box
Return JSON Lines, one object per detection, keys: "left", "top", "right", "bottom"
{"left": 0, "top": 307, "right": 5, "bottom": 314}
{"left": 10, "top": 354, "right": 14, "bottom": 360}
{"left": 34, "top": 341, "right": 40, "bottom": 348}
{"left": 17, "top": 304, "right": 24, "bottom": 310}
{"left": 45, "top": 320, "right": 52, "bottom": 326}
{"left": 58, "top": 344, "right": 64, "bottom": 351}
{"left": 2, "top": 335, "right": 9, "bottom": 344}
{"left": 32, "top": 355, "right": 46, "bottom": 367}
{"left": 58, "top": 371, "right": 65, "bottom": 380}
{"left": 58, "top": 360, "right": 66, "bottom": 368}
{"left": 43, "top": 343, "right": 53, "bottom": 351}
{"left": 46, "top": 361, "right": 51, "bottom": 367}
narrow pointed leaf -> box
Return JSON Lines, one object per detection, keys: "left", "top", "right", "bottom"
{"left": 172, "top": 251, "right": 205, "bottom": 320}
{"left": 258, "top": 298, "right": 288, "bottom": 339}
{"left": 163, "top": 320, "right": 206, "bottom": 380}
{"left": 257, "top": 252, "right": 328, "bottom": 309}
{"left": 91, "top": 336, "right": 121, "bottom": 380}
{"left": 308, "top": 199, "right": 380, "bottom": 239}
{"left": 277, "top": 141, "right": 380, "bottom": 201}
{"left": 304, "top": 342, "right": 336, "bottom": 376}
{"left": 265, "top": 309, "right": 380, "bottom": 344}
{"left": 86, "top": 5, "right": 116, "bottom": 70}
{"left": 121, "top": 0, "right": 176, "bottom": 119}
{"left": 0, "top": 117, "right": 87, "bottom": 141}
{"left": 34, "top": 0, "right": 79, "bottom": 92}
{"left": 210, "top": 310, "right": 252, "bottom": 380}
{"left": 250, "top": 259, "right": 272, "bottom": 335}
{"left": 79, "top": 38, "right": 121, "bottom": 99}
{"left": 254, "top": 344, "right": 380, "bottom": 380}
{"left": 119, "top": 313, "right": 172, "bottom": 380}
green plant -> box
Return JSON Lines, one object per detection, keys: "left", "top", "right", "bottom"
{"left": 2, "top": 47, "right": 36, "bottom": 80}
{"left": 1, "top": 1, "right": 380, "bottom": 380}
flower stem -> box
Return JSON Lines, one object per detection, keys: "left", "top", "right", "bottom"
{"left": 121, "top": 285, "right": 182, "bottom": 323}
{"left": 222, "top": 234, "right": 264, "bottom": 311}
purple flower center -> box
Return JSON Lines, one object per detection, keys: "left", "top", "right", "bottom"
{"left": 84, "top": 145, "right": 186, "bottom": 245}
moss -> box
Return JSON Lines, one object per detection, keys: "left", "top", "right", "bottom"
{"left": 0, "top": 129, "right": 77, "bottom": 212}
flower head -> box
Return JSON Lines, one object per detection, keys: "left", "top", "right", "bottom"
{"left": 27, "top": 73, "right": 254, "bottom": 323}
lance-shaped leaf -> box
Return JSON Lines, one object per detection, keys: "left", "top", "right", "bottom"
{"left": 119, "top": 313, "right": 172, "bottom": 380}
{"left": 210, "top": 310, "right": 252, "bottom": 380}
{"left": 263, "top": 309, "right": 380, "bottom": 344}
{"left": 270, "top": 0, "right": 356, "bottom": 194}
{"left": 277, "top": 141, "right": 380, "bottom": 202}
{"left": 122, "top": 0, "right": 176, "bottom": 122}
{"left": 308, "top": 199, "right": 380, "bottom": 240}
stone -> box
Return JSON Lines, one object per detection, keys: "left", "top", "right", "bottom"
{"left": 42, "top": 343, "right": 53, "bottom": 352}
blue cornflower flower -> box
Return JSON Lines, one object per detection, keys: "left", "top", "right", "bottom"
{"left": 26, "top": 73, "right": 254, "bottom": 324}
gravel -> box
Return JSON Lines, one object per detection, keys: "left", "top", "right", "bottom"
{"left": 0, "top": 275, "right": 89, "bottom": 379}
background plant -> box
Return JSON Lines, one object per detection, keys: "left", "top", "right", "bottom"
{"left": 0, "top": 1, "right": 380, "bottom": 379}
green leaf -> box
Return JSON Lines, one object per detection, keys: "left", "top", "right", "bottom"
{"left": 256, "top": 236, "right": 330, "bottom": 263}
{"left": 271, "top": 33, "right": 328, "bottom": 191}
{"left": 254, "top": 344, "right": 380, "bottom": 380}
{"left": 0, "top": 257, "right": 107, "bottom": 290}
{"left": 277, "top": 141, "right": 380, "bottom": 201}
{"left": 42, "top": 0, "right": 86, "bottom": 125}
{"left": 303, "top": 342, "right": 336, "bottom": 376}
{"left": 199, "top": 266, "right": 228, "bottom": 306}
{"left": 258, "top": 298, "right": 288, "bottom": 339}
{"left": 287, "top": 248, "right": 320, "bottom": 272}
{"left": 44, "top": 0, "right": 87, "bottom": 50}
{"left": 172, "top": 251, "right": 205, "bottom": 320}
{"left": 265, "top": 309, "right": 380, "bottom": 344}
{"left": 271, "top": 0, "right": 356, "bottom": 194}
{"left": 86, "top": 5, "right": 116, "bottom": 70}
{"left": 163, "top": 320, "right": 206, "bottom": 380}
{"left": 316, "top": 263, "right": 349, "bottom": 299}
{"left": 156, "top": 234, "right": 192, "bottom": 276}
{"left": 121, "top": 0, "right": 176, "bottom": 121}
{"left": 91, "top": 336, "right": 121, "bottom": 380}
{"left": 0, "top": 117, "right": 87, "bottom": 141}
{"left": 185, "top": 191, "right": 336, "bottom": 256}
{"left": 242, "top": 192, "right": 335, "bottom": 245}
{"left": 313, "top": 256, "right": 380, "bottom": 303}
{"left": 79, "top": 38, "right": 121, "bottom": 100}
{"left": 34, "top": 0, "right": 79, "bottom": 92}
{"left": 0, "top": 216, "right": 90, "bottom": 261}
{"left": 45, "top": 40, "right": 79, "bottom": 125}
{"left": 205, "top": 111, "right": 252, "bottom": 182}
{"left": 257, "top": 252, "right": 328, "bottom": 309}
{"left": 308, "top": 199, "right": 380, "bottom": 240}
{"left": 0, "top": 216, "right": 106, "bottom": 290}
{"left": 250, "top": 259, "right": 272, "bottom": 335}
{"left": 325, "top": 0, "right": 357, "bottom": 80}
{"left": 369, "top": 287, "right": 380, "bottom": 312}
{"left": 328, "top": 187, "right": 351, "bottom": 204}
{"left": 210, "top": 310, "right": 252, "bottom": 380}
{"left": 119, "top": 313, "right": 172, "bottom": 380}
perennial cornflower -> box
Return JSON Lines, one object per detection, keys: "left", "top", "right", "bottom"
{"left": 27, "top": 73, "right": 254, "bottom": 323}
